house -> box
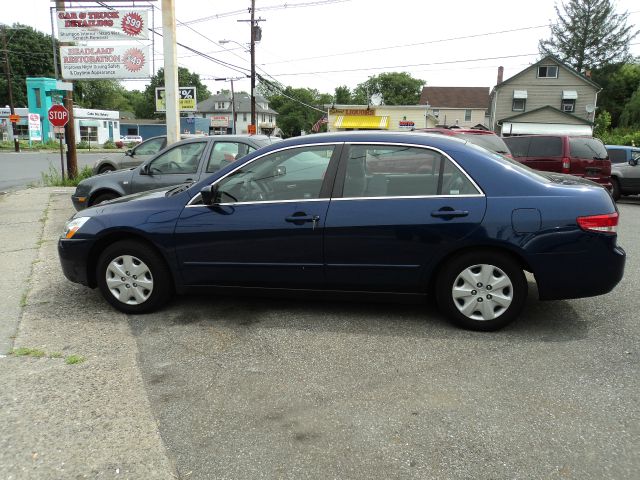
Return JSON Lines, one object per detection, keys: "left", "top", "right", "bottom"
{"left": 489, "top": 54, "right": 600, "bottom": 136}
{"left": 196, "top": 93, "right": 279, "bottom": 135}
{"left": 418, "top": 87, "right": 490, "bottom": 128}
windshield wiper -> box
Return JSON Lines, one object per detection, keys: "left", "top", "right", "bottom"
{"left": 165, "top": 181, "right": 194, "bottom": 197}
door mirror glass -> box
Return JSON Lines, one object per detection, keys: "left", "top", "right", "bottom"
{"left": 140, "top": 163, "right": 150, "bottom": 175}
{"left": 200, "top": 184, "right": 220, "bottom": 205}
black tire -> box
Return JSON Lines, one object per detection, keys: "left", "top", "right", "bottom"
{"left": 436, "top": 251, "right": 527, "bottom": 331}
{"left": 96, "top": 240, "right": 174, "bottom": 314}
{"left": 98, "top": 165, "right": 115, "bottom": 174}
{"left": 90, "top": 192, "right": 119, "bottom": 206}
{"left": 611, "top": 177, "right": 621, "bottom": 201}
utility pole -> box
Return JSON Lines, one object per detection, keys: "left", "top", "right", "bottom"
{"left": 55, "top": 0, "right": 77, "bottom": 178}
{"left": 238, "top": 1, "right": 264, "bottom": 133}
{"left": 1, "top": 26, "right": 20, "bottom": 152}
{"left": 161, "top": 0, "right": 180, "bottom": 146}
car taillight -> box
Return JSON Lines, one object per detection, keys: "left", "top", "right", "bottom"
{"left": 562, "top": 157, "right": 570, "bottom": 173}
{"left": 577, "top": 212, "right": 618, "bottom": 233}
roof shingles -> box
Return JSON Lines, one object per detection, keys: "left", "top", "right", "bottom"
{"left": 419, "top": 87, "right": 490, "bottom": 109}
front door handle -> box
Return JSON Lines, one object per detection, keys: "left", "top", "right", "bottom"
{"left": 285, "top": 213, "right": 320, "bottom": 228}
{"left": 431, "top": 208, "right": 469, "bottom": 219}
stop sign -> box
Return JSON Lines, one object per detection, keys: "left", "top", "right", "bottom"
{"left": 48, "top": 104, "right": 69, "bottom": 127}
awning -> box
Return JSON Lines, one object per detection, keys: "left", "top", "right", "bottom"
{"left": 513, "top": 90, "right": 528, "bottom": 99}
{"left": 334, "top": 115, "right": 389, "bottom": 129}
{"left": 562, "top": 90, "right": 578, "bottom": 99}
{"left": 502, "top": 122, "right": 592, "bottom": 136}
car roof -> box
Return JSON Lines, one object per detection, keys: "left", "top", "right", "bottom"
{"left": 413, "top": 127, "right": 498, "bottom": 136}
{"left": 605, "top": 145, "right": 639, "bottom": 150}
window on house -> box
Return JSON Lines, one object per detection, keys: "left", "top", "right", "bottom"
{"left": 34, "top": 88, "right": 41, "bottom": 108}
{"left": 243, "top": 113, "right": 247, "bottom": 122}
{"left": 512, "top": 98, "right": 526, "bottom": 112}
{"left": 269, "top": 115, "right": 273, "bottom": 123}
{"left": 79, "top": 126, "right": 98, "bottom": 142}
{"left": 561, "top": 99, "right": 576, "bottom": 112}
{"left": 261, "top": 114, "right": 265, "bottom": 122}
{"left": 432, "top": 108, "right": 439, "bottom": 119}
{"left": 464, "top": 109, "right": 472, "bottom": 122}
{"left": 537, "top": 65, "right": 558, "bottom": 78}
{"left": 217, "top": 102, "right": 225, "bottom": 109}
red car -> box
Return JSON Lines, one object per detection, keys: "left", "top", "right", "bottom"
{"left": 413, "top": 127, "right": 514, "bottom": 158}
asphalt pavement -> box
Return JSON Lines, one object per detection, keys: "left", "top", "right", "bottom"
{"left": 0, "top": 188, "right": 638, "bottom": 479}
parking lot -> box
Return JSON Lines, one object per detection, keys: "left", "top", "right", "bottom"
{"left": 1, "top": 189, "right": 638, "bottom": 479}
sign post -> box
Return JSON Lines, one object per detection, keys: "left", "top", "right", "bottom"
{"left": 49, "top": 105, "right": 69, "bottom": 181}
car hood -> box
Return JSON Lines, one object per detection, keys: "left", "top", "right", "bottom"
{"left": 77, "top": 186, "right": 178, "bottom": 217}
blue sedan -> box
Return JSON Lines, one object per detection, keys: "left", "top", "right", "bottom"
{"left": 58, "top": 132, "right": 625, "bottom": 331}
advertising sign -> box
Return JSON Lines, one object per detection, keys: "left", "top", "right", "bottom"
{"left": 155, "top": 87, "right": 197, "bottom": 112}
{"left": 57, "top": 9, "right": 149, "bottom": 42}
{"left": 61, "top": 45, "right": 150, "bottom": 79}
{"left": 28, "top": 113, "right": 42, "bottom": 141}
{"left": 210, "top": 116, "right": 229, "bottom": 128}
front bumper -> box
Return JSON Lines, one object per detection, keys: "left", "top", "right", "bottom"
{"left": 58, "top": 238, "right": 94, "bottom": 287}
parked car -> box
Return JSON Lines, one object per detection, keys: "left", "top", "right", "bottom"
{"left": 605, "top": 145, "right": 640, "bottom": 200}
{"left": 121, "top": 135, "right": 143, "bottom": 143}
{"left": 94, "top": 133, "right": 212, "bottom": 174}
{"left": 503, "top": 135, "right": 612, "bottom": 190}
{"left": 74, "top": 135, "right": 281, "bottom": 210}
{"left": 59, "top": 131, "right": 625, "bottom": 331}
{"left": 413, "top": 127, "right": 513, "bottom": 157}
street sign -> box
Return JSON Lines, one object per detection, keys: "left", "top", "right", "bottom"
{"left": 9, "top": 114, "right": 20, "bottom": 123}
{"left": 48, "top": 104, "right": 69, "bottom": 127}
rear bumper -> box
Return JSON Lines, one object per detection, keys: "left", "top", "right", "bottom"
{"left": 530, "top": 240, "right": 625, "bottom": 300}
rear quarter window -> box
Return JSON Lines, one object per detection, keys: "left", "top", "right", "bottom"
{"left": 503, "top": 137, "right": 530, "bottom": 157}
{"left": 458, "top": 134, "right": 511, "bottom": 155}
{"left": 528, "top": 136, "right": 563, "bottom": 157}
{"left": 607, "top": 149, "right": 627, "bottom": 164}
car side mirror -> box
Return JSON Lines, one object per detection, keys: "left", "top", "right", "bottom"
{"left": 629, "top": 158, "right": 638, "bottom": 166}
{"left": 200, "top": 184, "right": 220, "bottom": 205}
{"left": 140, "top": 163, "right": 150, "bottom": 175}
{"left": 125, "top": 149, "right": 133, "bottom": 157}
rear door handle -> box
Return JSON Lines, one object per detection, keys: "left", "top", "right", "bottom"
{"left": 431, "top": 209, "right": 469, "bottom": 219}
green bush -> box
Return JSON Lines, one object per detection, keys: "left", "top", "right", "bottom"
{"left": 595, "top": 127, "right": 640, "bottom": 146}
{"left": 41, "top": 164, "right": 94, "bottom": 187}
{"left": 102, "top": 140, "right": 117, "bottom": 149}
{"left": 76, "top": 140, "right": 90, "bottom": 149}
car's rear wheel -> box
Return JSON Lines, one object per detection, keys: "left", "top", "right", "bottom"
{"left": 436, "top": 251, "right": 527, "bottom": 331}
{"left": 96, "top": 240, "right": 173, "bottom": 314}
{"left": 90, "top": 192, "right": 119, "bottom": 206}
{"left": 611, "top": 177, "right": 621, "bottom": 201}
{"left": 98, "top": 165, "right": 115, "bottom": 174}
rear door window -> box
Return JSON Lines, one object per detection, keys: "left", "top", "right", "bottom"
{"left": 134, "top": 137, "right": 166, "bottom": 156}
{"left": 341, "top": 145, "right": 480, "bottom": 198}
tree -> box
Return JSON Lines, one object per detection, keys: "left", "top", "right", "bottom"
{"left": 352, "top": 72, "right": 425, "bottom": 105}
{"left": 135, "top": 67, "right": 212, "bottom": 119}
{"left": 334, "top": 85, "right": 351, "bottom": 104}
{"left": 619, "top": 88, "right": 640, "bottom": 128}
{"left": 539, "top": 0, "right": 638, "bottom": 72}
{"left": 0, "top": 24, "right": 57, "bottom": 108}
{"left": 591, "top": 62, "right": 640, "bottom": 127}
{"left": 259, "top": 83, "right": 330, "bottom": 137}
{"left": 74, "top": 80, "right": 134, "bottom": 112}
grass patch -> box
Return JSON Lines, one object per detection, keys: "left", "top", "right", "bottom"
{"left": 19, "top": 292, "right": 28, "bottom": 307}
{"left": 12, "top": 347, "right": 46, "bottom": 358}
{"left": 41, "top": 164, "right": 94, "bottom": 187}
{"left": 65, "top": 354, "right": 85, "bottom": 365}
{"left": 0, "top": 140, "right": 59, "bottom": 151}
{"left": 10, "top": 347, "right": 85, "bottom": 364}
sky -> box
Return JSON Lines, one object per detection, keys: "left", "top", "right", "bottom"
{"left": 3, "top": 0, "right": 640, "bottom": 98}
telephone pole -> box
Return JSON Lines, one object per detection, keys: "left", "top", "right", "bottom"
{"left": 55, "top": 0, "right": 77, "bottom": 178}
{"left": 238, "top": 0, "right": 264, "bottom": 133}
{"left": 1, "top": 26, "right": 20, "bottom": 152}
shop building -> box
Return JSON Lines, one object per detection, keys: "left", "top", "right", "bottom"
{"left": 326, "top": 105, "right": 437, "bottom": 132}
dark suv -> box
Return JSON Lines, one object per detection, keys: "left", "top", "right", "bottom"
{"left": 503, "top": 135, "right": 612, "bottom": 190}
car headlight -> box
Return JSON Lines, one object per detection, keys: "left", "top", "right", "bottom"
{"left": 62, "top": 217, "right": 90, "bottom": 239}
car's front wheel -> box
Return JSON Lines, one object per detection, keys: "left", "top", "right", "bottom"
{"left": 436, "top": 251, "right": 527, "bottom": 331}
{"left": 96, "top": 240, "right": 173, "bottom": 314}
{"left": 90, "top": 192, "right": 119, "bottom": 206}
{"left": 98, "top": 165, "right": 115, "bottom": 174}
